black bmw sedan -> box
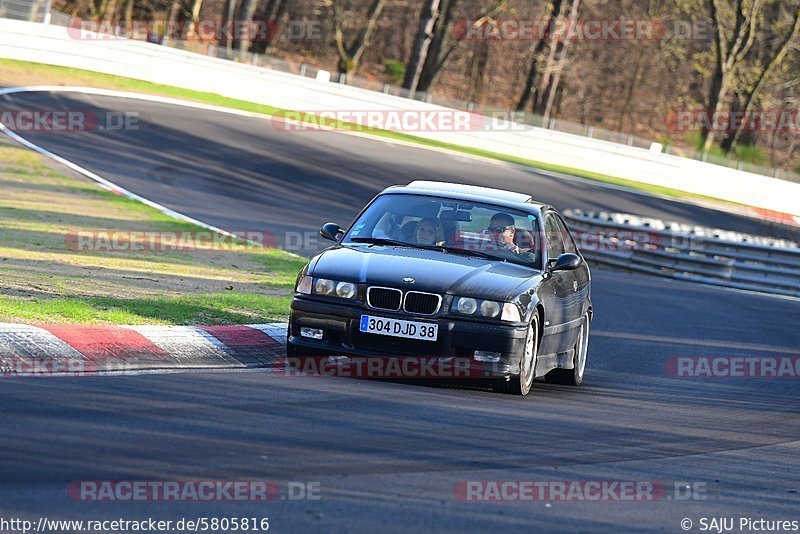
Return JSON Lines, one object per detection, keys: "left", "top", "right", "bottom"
{"left": 287, "top": 181, "right": 592, "bottom": 395}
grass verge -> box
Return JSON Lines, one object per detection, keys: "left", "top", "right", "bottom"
{"left": 0, "top": 58, "right": 740, "bottom": 206}
{"left": 0, "top": 138, "right": 306, "bottom": 324}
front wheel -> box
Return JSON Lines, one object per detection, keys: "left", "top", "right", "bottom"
{"left": 493, "top": 311, "right": 539, "bottom": 396}
{"left": 545, "top": 312, "right": 590, "bottom": 386}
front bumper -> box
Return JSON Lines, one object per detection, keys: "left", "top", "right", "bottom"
{"left": 288, "top": 296, "right": 528, "bottom": 378}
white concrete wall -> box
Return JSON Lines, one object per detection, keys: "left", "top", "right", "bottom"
{"left": 1, "top": 18, "right": 799, "bottom": 217}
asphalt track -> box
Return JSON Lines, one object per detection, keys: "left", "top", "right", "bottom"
{"left": 1, "top": 90, "right": 799, "bottom": 532}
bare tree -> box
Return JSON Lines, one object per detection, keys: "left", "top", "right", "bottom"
{"left": 185, "top": 0, "right": 204, "bottom": 38}
{"left": 234, "top": 0, "right": 261, "bottom": 52}
{"left": 403, "top": 0, "right": 441, "bottom": 93}
{"left": 536, "top": 0, "right": 580, "bottom": 121}
{"left": 515, "top": 0, "right": 564, "bottom": 111}
{"left": 90, "top": 0, "right": 109, "bottom": 21}
{"left": 123, "top": 0, "right": 135, "bottom": 30}
{"left": 162, "top": 0, "right": 184, "bottom": 43}
{"left": 223, "top": 0, "right": 240, "bottom": 55}
{"left": 101, "top": 0, "right": 119, "bottom": 22}
{"left": 404, "top": 0, "right": 507, "bottom": 94}
{"left": 721, "top": 7, "right": 800, "bottom": 151}
{"left": 330, "top": 0, "right": 386, "bottom": 77}
{"left": 413, "top": 0, "right": 458, "bottom": 92}
{"left": 261, "top": 0, "right": 288, "bottom": 53}
{"left": 701, "top": 0, "right": 762, "bottom": 150}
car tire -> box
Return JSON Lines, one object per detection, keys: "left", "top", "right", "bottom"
{"left": 493, "top": 310, "right": 539, "bottom": 396}
{"left": 545, "top": 312, "right": 590, "bottom": 386}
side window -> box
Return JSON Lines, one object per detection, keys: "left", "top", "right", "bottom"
{"left": 544, "top": 214, "right": 566, "bottom": 259}
{"left": 554, "top": 215, "right": 578, "bottom": 254}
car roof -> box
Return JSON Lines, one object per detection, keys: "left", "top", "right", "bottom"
{"left": 383, "top": 181, "right": 550, "bottom": 212}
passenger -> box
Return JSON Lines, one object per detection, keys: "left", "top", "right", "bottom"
{"left": 414, "top": 218, "right": 444, "bottom": 246}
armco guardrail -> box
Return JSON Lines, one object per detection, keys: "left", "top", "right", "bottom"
{"left": 564, "top": 209, "right": 800, "bottom": 298}
{"left": 1, "top": 18, "right": 800, "bottom": 219}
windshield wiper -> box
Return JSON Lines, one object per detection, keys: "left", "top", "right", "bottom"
{"left": 349, "top": 239, "right": 512, "bottom": 263}
{"left": 442, "top": 246, "right": 503, "bottom": 261}
{"left": 350, "top": 237, "right": 413, "bottom": 248}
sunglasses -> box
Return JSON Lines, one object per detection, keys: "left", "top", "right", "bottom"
{"left": 488, "top": 225, "right": 515, "bottom": 233}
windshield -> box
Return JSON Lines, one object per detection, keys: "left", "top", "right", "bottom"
{"left": 343, "top": 193, "right": 542, "bottom": 269}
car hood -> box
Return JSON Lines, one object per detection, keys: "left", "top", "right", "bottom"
{"left": 310, "top": 245, "right": 541, "bottom": 300}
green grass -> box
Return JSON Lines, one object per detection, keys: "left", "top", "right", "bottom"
{"left": 0, "top": 58, "right": 745, "bottom": 207}
{"left": 0, "top": 139, "right": 305, "bottom": 325}
{"left": 0, "top": 292, "right": 292, "bottom": 324}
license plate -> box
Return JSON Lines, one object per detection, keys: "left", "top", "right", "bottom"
{"left": 359, "top": 315, "right": 438, "bottom": 341}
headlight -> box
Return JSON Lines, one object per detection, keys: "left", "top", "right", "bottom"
{"left": 336, "top": 281, "right": 356, "bottom": 299}
{"left": 314, "top": 278, "right": 336, "bottom": 295}
{"left": 452, "top": 296, "right": 520, "bottom": 322}
{"left": 303, "top": 277, "right": 358, "bottom": 299}
{"left": 455, "top": 297, "right": 477, "bottom": 315}
{"left": 295, "top": 275, "right": 312, "bottom": 294}
{"left": 501, "top": 302, "right": 521, "bottom": 322}
{"left": 479, "top": 300, "right": 501, "bottom": 318}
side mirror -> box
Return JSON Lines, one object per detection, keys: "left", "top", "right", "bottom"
{"left": 320, "top": 222, "right": 343, "bottom": 242}
{"left": 550, "top": 253, "right": 581, "bottom": 272}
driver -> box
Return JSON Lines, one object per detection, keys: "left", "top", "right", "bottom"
{"left": 482, "top": 212, "right": 521, "bottom": 253}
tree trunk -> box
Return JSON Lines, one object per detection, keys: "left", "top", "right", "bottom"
{"left": 415, "top": 0, "right": 457, "bottom": 93}
{"left": 185, "top": 0, "right": 203, "bottom": 39}
{"left": 538, "top": 0, "right": 579, "bottom": 121}
{"left": 92, "top": 0, "right": 108, "bottom": 21}
{"left": 515, "top": 0, "right": 564, "bottom": 111}
{"left": 263, "top": 0, "right": 286, "bottom": 52}
{"left": 702, "top": 72, "right": 731, "bottom": 150}
{"left": 101, "top": 0, "right": 118, "bottom": 23}
{"left": 701, "top": 0, "right": 761, "bottom": 151}
{"left": 403, "top": 0, "right": 441, "bottom": 93}
{"left": 223, "top": 0, "right": 239, "bottom": 56}
{"left": 235, "top": 0, "right": 260, "bottom": 53}
{"left": 124, "top": 0, "right": 134, "bottom": 30}
{"left": 163, "top": 0, "right": 182, "bottom": 44}
{"left": 615, "top": 48, "right": 646, "bottom": 131}
{"left": 615, "top": 0, "right": 655, "bottom": 130}
{"left": 466, "top": 40, "right": 490, "bottom": 101}
{"left": 415, "top": 0, "right": 507, "bottom": 94}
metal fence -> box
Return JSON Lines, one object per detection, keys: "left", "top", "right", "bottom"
{"left": 0, "top": 0, "right": 50, "bottom": 22}
{"left": 564, "top": 209, "right": 800, "bottom": 298}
